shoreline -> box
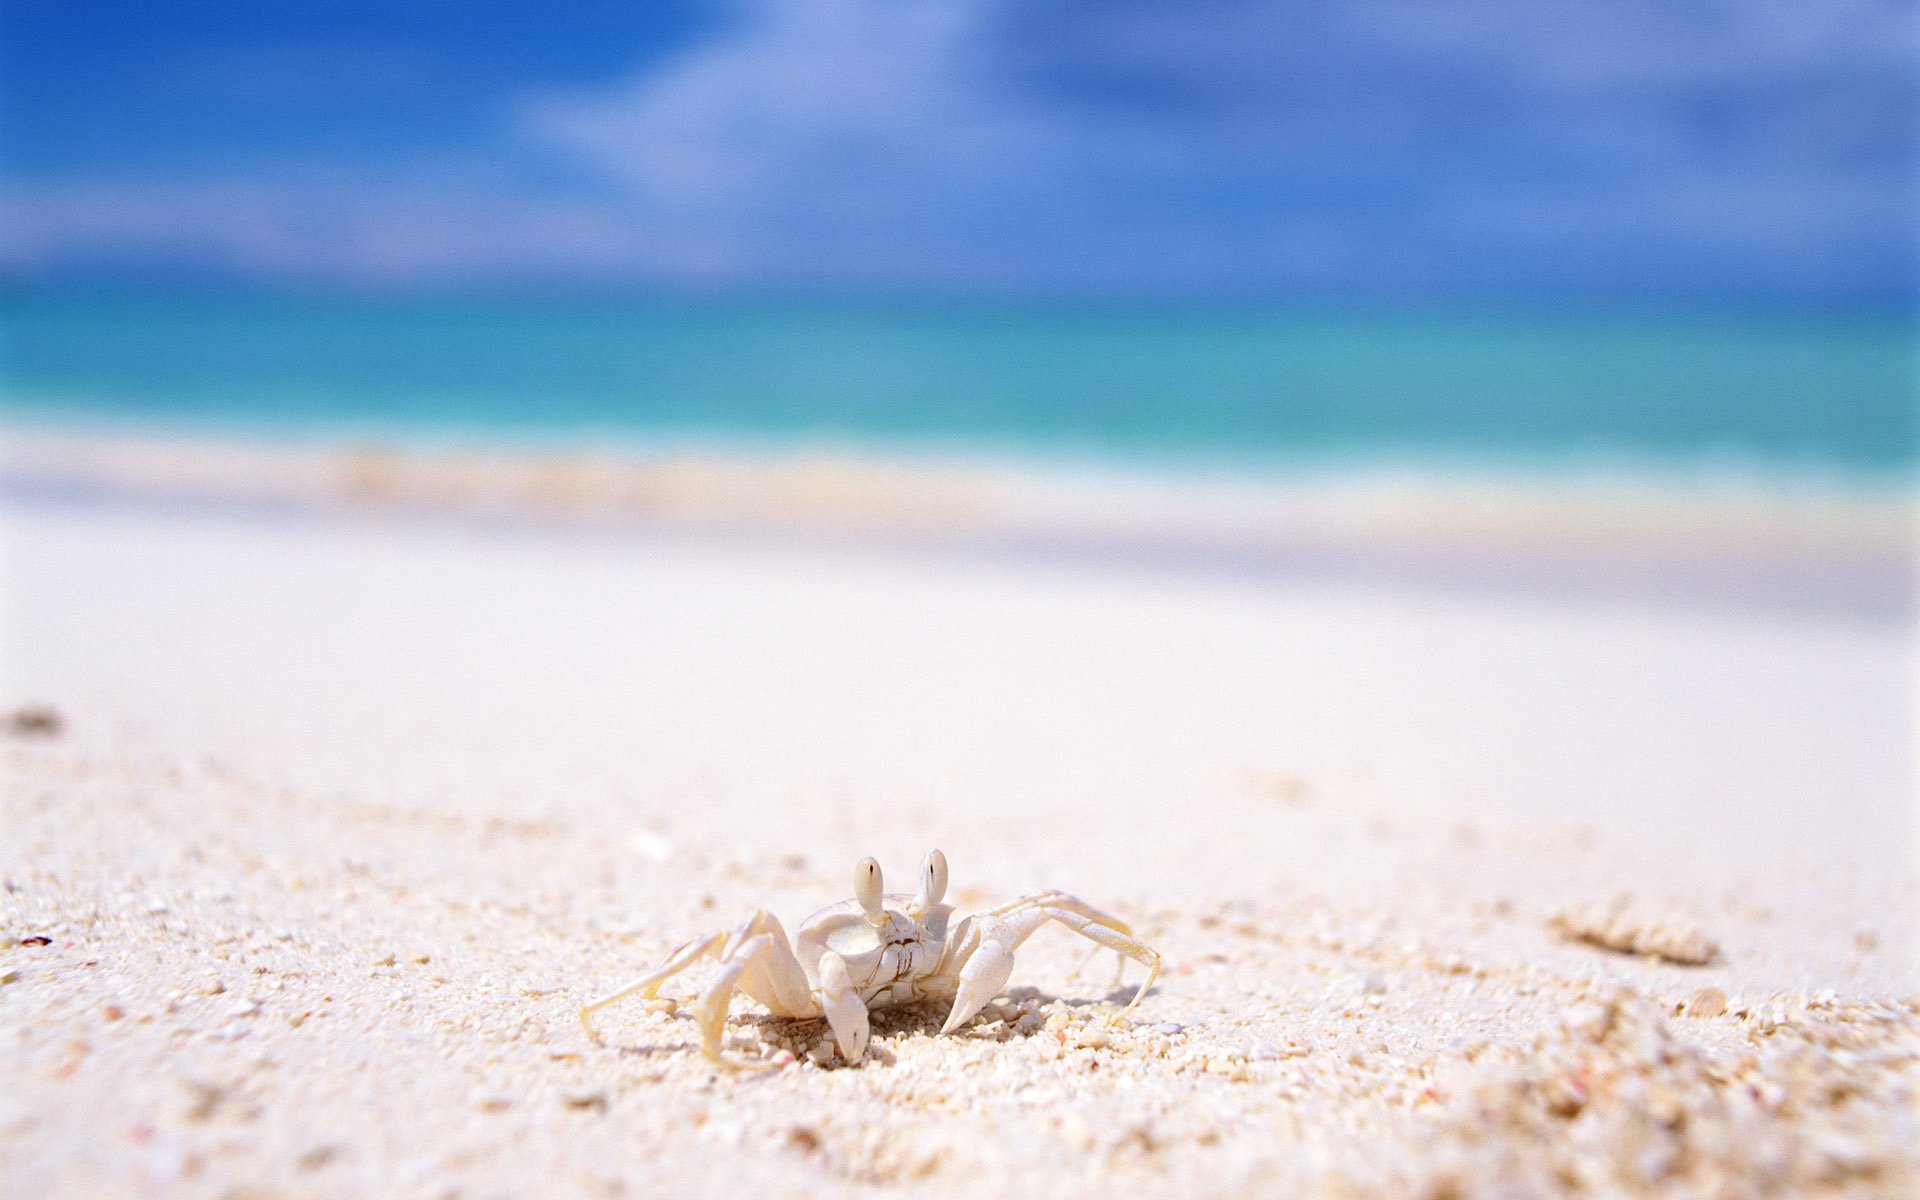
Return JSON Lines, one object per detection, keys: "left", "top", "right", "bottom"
{"left": 6, "top": 423, "right": 1915, "bottom": 621}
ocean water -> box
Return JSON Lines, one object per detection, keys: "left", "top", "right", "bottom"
{"left": 2, "top": 288, "right": 1914, "bottom": 477}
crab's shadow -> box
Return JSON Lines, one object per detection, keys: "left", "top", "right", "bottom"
{"left": 614, "top": 979, "right": 1158, "bottom": 1072}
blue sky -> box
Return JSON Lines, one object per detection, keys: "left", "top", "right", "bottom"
{"left": 2, "top": 0, "right": 1914, "bottom": 302}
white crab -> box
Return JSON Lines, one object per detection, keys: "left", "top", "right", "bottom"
{"left": 581, "top": 849, "right": 1160, "bottom": 1067}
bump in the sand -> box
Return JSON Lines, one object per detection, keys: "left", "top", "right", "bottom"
{"left": 581, "top": 850, "right": 1160, "bottom": 1068}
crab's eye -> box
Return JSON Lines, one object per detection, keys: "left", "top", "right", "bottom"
{"left": 918, "top": 849, "right": 948, "bottom": 908}
{"left": 855, "top": 857, "right": 885, "bottom": 925}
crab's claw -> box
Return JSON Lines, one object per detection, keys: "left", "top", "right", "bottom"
{"left": 818, "top": 952, "right": 870, "bottom": 1063}
{"left": 941, "top": 932, "right": 1015, "bottom": 1034}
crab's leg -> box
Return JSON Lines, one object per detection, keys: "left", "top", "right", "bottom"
{"left": 691, "top": 918, "right": 825, "bottom": 1070}
{"left": 938, "top": 902, "right": 1160, "bottom": 1034}
{"left": 688, "top": 933, "right": 793, "bottom": 1069}
{"left": 723, "top": 910, "right": 817, "bottom": 1018}
{"left": 981, "top": 890, "right": 1135, "bottom": 935}
{"left": 1038, "top": 903, "right": 1160, "bottom": 1024}
{"left": 975, "top": 891, "right": 1141, "bottom": 982}
{"left": 580, "top": 910, "right": 817, "bottom": 1047}
{"left": 580, "top": 930, "right": 727, "bottom": 1036}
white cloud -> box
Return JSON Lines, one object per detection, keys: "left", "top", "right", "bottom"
{"left": 0, "top": 174, "right": 685, "bottom": 282}
{"left": 519, "top": 0, "right": 1052, "bottom": 218}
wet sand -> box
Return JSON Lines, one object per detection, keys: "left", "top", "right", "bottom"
{"left": 1, "top": 441, "right": 1915, "bottom": 1197}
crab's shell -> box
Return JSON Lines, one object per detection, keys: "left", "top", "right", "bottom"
{"left": 793, "top": 895, "right": 954, "bottom": 997}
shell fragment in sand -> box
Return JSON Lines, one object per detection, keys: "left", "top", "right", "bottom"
{"left": 1547, "top": 899, "right": 1719, "bottom": 965}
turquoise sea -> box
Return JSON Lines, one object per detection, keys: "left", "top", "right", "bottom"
{"left": 2, "top": 288, "right": 1914, "bottom": 477}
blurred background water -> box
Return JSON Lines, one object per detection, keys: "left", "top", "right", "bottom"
{"left": 1, "top": 1, "right": 1915, "bottom": 482}
{"left": 1, "top": 288, "right": 1914, "bottom": 477}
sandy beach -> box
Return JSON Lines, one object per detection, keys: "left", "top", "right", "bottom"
{"left": 2, "top": 437, "right": 1916, "bottom": 1197}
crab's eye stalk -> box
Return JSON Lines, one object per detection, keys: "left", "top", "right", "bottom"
{"left": 855, "top": 857, "right": 886, "bottom": 926}
{"left": 913, "top": 849, "right": 948, "bottom": 914}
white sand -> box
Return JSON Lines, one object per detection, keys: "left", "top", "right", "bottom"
{"left": 2, "top": 458, "right": 1916, "bottom": 1196}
